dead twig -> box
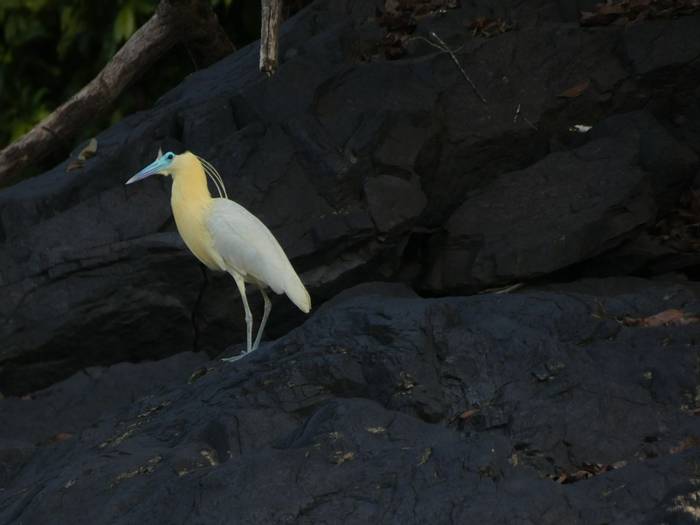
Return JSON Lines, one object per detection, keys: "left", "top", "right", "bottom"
{"left": 429, "top": 31, "right": 487, "bottom": 105}
{"left": 479, "top": 282, "right": 525, "bottom": 294}
{"left": 513, "top": 103, "right": 538, "bottom": 130}
{"left": 523, "top": 116, "right": 538, "bottom": 131}
{"left": 410, "top": 32, "right": 487, "bottom": 106}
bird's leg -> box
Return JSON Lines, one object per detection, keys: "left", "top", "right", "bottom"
{"left": 252, "top": 287, "right": 271, "bottom": 352}
{"left": 232, "top": 273, "right": 253, "bottom": 354}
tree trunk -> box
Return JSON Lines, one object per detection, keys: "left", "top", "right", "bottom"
{"left": 0, "top": 0, "right": 234, "bottom": 185}
{"left": 259, "top": 0, "right": 283, "bottom": 76}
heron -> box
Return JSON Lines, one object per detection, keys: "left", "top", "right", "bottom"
{"left": 126, "top": 150, "right": 311, "bottom": 360}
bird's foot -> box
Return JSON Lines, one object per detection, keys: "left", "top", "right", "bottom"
{"left": 221, "top": 351, "right": 247, "bottom": 363}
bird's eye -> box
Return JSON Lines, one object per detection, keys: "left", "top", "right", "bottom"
{"left": 167, "top": 153, "right": 174, "bottom": 160}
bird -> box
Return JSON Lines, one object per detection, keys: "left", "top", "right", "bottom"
{"left": 126, "top": 150, "right": 311, "bottom": 360}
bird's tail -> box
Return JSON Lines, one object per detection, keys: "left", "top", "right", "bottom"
{"left": 285, "top": 272, "right": 311, "bottom": 313}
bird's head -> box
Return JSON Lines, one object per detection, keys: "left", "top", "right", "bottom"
{"left": 126, "top": 149, "right": 181, "bottom": 184}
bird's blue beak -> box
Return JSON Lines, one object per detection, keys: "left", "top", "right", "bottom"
{"left": 126, "top": 156, "right": 169, "bottom": 185}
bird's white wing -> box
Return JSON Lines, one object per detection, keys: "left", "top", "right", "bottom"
{"left": 205, "top": 198, "right": 311, "bottom": 312}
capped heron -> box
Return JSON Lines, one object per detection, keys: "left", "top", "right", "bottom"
{"left": 126, "top": 151, "right": 311, "bottom": 360}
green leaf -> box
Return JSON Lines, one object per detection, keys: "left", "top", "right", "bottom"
{"left": 113, "top": 4, "right": 135, "bottom": 43}
{"left": 25, "top": 0, "right": 51, "bottom": 13}
{"left": 133, "top": 0, "right": 156, "bottom": 16}
{"left": 58, "top": 6, "right": 87, "bottom": 59}
{"left": 4, "top": 13, "right": 47, "bottom": 46}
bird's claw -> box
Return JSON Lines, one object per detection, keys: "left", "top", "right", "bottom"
{"left": 221, "top": 352, "right": 247, "bottom": 363}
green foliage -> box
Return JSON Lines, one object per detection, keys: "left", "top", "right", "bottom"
{"left": 0, "top": 0, "right": 253, "bottom": 152}
{"left": 0, "top": 0, "right": 157, "bottom": 145}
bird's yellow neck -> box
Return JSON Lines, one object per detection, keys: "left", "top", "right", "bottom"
{"left": 169, "top": 152, "right": 221, "bottom": 270}
{"left": 170, "top": 153, "right": 212, "bottom": 204}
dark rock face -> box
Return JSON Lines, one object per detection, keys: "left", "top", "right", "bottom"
{"left": 3, "top": 1, "right": 700, "bottom": 521}
{"left": 0, "top": 0, "right": 699, "bottom": 393}
{"left": 0, "top": 351, "right": 208, "bottom": 487}
{"left": 426, "top": 137, "right": 655, "bottom": 291}
{"left": 1, "top": 280, "right": 699, "bottom": 524}
{"left": 364, "top": 175, "right": 427, "bottom": 234}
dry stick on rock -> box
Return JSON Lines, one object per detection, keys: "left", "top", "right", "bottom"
{"left": 410, "top": 32, "right": 488, "bottom": 106}
{"left": 428, "top": 32, "right": 487, "bottom": 105}
{"left": 478, "top": 282, "right": 525, "bottom": 294}
{"left": 260, "top": 0, "right": 284, "bottom": 75}
{"left": 0, "top": 0, "right": 234, "bottom": 184}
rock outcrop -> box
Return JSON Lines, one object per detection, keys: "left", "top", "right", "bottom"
{"left": 1, "top": 279, "right": 699, "bottom": 523}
